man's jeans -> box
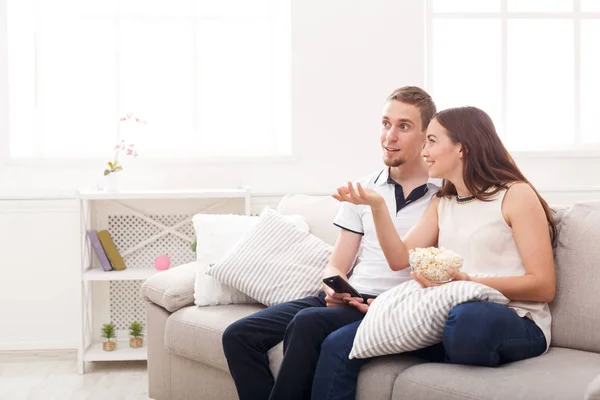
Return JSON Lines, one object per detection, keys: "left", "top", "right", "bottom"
{"left": 222, "top": 292, "right": 376, "bottom": 400}
{"left": 311, "top": 301, "right": 548, "bottom": 400}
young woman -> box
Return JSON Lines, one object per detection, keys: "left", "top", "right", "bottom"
{"left": 313, "top": 106, "right": 556, "bottom": 400}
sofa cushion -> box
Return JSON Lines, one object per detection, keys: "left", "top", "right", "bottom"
{"left": 551, "top": 201, "right": 600, "bottom": 352}
{"left": 350, "top": 280, "right": 509, "bottom": 359}
{"left": 263, "top": 340, "right": 430, "bottom": 400}
{"left": 268, "top": 342, "right": 284, "bottom": 377}
{"left": 356, "top": 354, "right": 425, "bottom": 400}
{"left": 165, "top": 304, "right": 265, "bottom": 373}
{"left": 586, "top": 374, "right": 600, "bottom": 400}
{"left": 141, "top": 262, "right": 197, "bottom": 313}
{"left": 393, "top": 347, "right": 600, "bottom": 400}
{"left": 193, "top": 213, "right": 309, "bottom": 307}
{"left": 193, "top": 213, "right": 310, "bottom": 265}
{"left": 206, "top": 207, "right": 332, "bottom": 306}
{"left": 277, "top": 194, "right": 341, "bottom": 246}
{"left": 195, "top": 260, "right": 257, "bottom": 307}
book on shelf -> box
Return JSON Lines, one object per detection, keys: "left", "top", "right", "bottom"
{"left": 87, "top": 230, "right": 113, "bottom": 271}
{"left": 97, "top": 230, "right": 127, "bottom": 271}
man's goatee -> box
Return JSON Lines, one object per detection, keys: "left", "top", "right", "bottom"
{"left": 384, "top": 157, "right": 405, "bottom": 167}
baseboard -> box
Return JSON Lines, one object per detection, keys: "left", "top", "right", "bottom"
{"left": 0, "top": 341, "right": 77, "bottom": 352}
{"left": 0, "top": 349, "right": 77, "bottom": 358}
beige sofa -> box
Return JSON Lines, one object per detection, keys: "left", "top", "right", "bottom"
{"left": 141, "top": 196, "right": 600, "bottom": 400}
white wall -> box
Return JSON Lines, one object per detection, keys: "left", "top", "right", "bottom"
{"left": 0, "top": 200, "right": 80, "bottom": 350}
{"left": 1, "top": 0, "right": 599, "bottom": 196}
{"left": 0, "top": 0, "right": 428, "bottom": 196}
{"left": 0, "top": 0, "right": 599, "bottom": 352}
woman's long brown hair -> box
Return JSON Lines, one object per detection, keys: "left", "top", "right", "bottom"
{"left": 434, "top": 106, "right": 557, "bottom": 244}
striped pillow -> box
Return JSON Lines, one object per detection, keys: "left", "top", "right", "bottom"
{"left": 205, "top": 207, "right": 332, "bottom": 306}
{"left": 350, "top": 280, "right": 509, "bottom": 359}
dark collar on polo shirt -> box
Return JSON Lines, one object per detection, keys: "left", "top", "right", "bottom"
{"left": 374, "top": 168, "right": 429, "bottom": 214}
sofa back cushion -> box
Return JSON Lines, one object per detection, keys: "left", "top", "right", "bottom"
{"left": 550, "top": 201, "right": 600, "bottom": 352}
{"left": 277, "top": 194, "right": 341, "bottom": 246}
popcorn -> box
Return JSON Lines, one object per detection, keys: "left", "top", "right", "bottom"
{"left": 409, "top": 247, "right": 463, "bottom": 282}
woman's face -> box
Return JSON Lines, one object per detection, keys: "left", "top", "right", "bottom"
{"left": 421, "top": 118, "right": 463, "bottom": 180}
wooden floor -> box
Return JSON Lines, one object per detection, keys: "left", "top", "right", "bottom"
{"left": 0, "top": 350, "right": 150, "bottom": 400}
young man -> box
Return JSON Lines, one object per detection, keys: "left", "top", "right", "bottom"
{"left": 222, "top": 86, "right": 438, "bottom": 400}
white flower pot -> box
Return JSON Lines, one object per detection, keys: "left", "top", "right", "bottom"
{"left": 104, "top": 173, "right": 121, "bottom": 192}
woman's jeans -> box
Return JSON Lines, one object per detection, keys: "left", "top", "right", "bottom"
{"left": 311, "top": 301, "right": 547, "bottom": 400}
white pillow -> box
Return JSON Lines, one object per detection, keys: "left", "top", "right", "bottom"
{"left": 349, "top": 280, "right": 509, "bottom": 359}
{"left": 193, "top": 213, "right": 310, "bottom": 264}
{"left": 193, "top": 212, "right": 310, "bottom": 306}
{"left": 205, "top": 207, "right": 333, "bottom": 306}
{"left": 194, "top": 261, "right": 256, "bottom": 306}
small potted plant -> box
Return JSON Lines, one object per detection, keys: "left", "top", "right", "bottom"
{"left": 101, "top": 323, "right": 117, "bottom": 351}
{"left": 129, "top": 321, "right": 144, "bottom": 348}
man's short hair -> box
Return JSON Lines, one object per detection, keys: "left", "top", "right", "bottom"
{"left": 387, "top": 86, "right": 437, "bottom": 131}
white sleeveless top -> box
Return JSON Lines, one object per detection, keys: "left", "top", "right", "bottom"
{"left": 437, "top": 189, "right": 552, "bottom": 350}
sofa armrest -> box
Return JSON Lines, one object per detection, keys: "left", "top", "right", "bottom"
{"left": 586, "top": 374, "right": 600, "bottom": 400}
{"left": 141, "top": 261, "right": 197, "bottom": 312}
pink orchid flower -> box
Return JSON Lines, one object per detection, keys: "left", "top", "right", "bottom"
{"left": 105, "top": 113, "right": 144, "bottom": 175}
{"left": 119, "top": 112, "right": 147, "bottom": 124}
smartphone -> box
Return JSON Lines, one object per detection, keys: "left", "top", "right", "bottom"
{"left": 322, "top": 275, "right": 363, "bottom": 299}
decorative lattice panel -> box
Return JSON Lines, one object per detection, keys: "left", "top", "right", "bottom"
{"left": 108, "top": 214, "right": 196, "bottom": 269}
{"left": 109, "top": 280, "right": 145, "bottom": 331}
{"left": 105, "top": 214, "right": 196, "bottom": 331}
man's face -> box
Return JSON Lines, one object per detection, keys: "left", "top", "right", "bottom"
{"left": 380, "top": 100, "right": 425, "bottom": 167}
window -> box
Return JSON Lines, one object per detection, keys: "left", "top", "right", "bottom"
{"left": 427, "top": 0, "right": 600, "bottom": 151}
{"left": 6, "top": 0, "right": 291, "bottom": 159}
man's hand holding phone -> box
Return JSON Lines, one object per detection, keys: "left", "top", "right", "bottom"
{"left": 322, "top": 275, "right": 365, "bottom": 308}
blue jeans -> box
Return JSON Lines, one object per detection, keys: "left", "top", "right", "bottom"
{"left": 311, "top": 301, "right": 548, "bottom": 400}
{"left": 222, "top": 292, "right": 376, "bottom": 400}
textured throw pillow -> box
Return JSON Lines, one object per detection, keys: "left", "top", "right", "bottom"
{"left": 206, "top": 207, "right": 333, "bottom": 306}
{"left": 193, "top": 213, "right": 310, "bottom": 306}
{"left": 350, "top": 280, "right": 509, "bottom": 359}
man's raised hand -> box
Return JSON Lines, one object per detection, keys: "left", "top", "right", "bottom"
{"left": 332, "top": 182, "right": 384, "bottom": 208}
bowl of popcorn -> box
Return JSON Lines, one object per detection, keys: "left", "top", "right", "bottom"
{"left": 409, "top": 247, "right": 463, "bottom": 283}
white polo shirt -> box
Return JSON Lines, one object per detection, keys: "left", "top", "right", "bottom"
{"left": 333, "top": 168, "right": 440, "bottom": 296}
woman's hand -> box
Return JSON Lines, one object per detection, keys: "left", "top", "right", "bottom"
{"left": 411, "top": 268, "right": 471, "bottom": 288}
{"left": 345, "top": 297, "right": 375, "bottom": 313}
{"left": 332, "top": 182, "right": 384, "bottom": 208}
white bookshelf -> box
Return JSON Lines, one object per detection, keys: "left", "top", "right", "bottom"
{"left": 84, "top": 341, "right": 148, "bottom": 362}
{"left": 76, "top": 188, "right": 251, "bottom": 374}
{"left": 79, "top": 188, "right": 250, "bottom": 201}
{"left": 83, "top": 267, "right": 160, "bottom": 281}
